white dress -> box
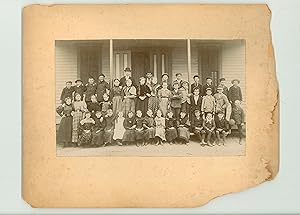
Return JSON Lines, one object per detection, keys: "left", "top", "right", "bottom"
{"left": 155, "top": 116, "right": 166, "bottom": 141}
{"left": 113, "top": 116, "right": 126, "bottom": 140}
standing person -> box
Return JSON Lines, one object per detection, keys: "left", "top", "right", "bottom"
{"left": 143, "top": 109, "right": 156, "bottom": 145}
{"left": 202, "top": 77, "right": 215, "bottom": 96}
{"left": 190, "top": 87, "right": 202, "bottom": 122}
{"left": 136, "top": 77, "right": 151, "bottom": 116}
{"left": 154, "top": 109, "right": 166, "bottom": 145}
{"left": 113, "top": 111, "right": 126, "bottom": 146}
{"left": 60, "top": 81, "right": 74, "bottom": 104}
{"left": 219, "top": 78, "right": 229, "bottom": 97}
{"left": 170, "top": 82, "right": 182, "bottom": 119}
{"left": 135, "top": 110, "right": 145, "bottom": 147}
{"left": 160, "top": 73, "right": 172, "bottom": 90}
{"left": 201, "top": 88, "right": 216, "bottom": 117}
{"left": 179, "top": 81, "right": 191, "bottom": 115}
{"left": 158, "top": 81, "right": 171, "bottom": 117}
{"left": 95, "top": 74, "right": 110, "bottom": 103}
{"left": 91, "top": 111, "right": 106, "bottom": 147}
{"left": 214, "top": 86, "right": 230, "bottom": 114}
{"left": 191, "top": 110, "right": 204, "bottom": 144}
{"left": 120, "top": 67, "right": 136, "bottom": 87}
{"left": 103, "top": 109, "right": 115, "bottom": 146}
{"left": 145, "top": 72, "right": 153, "bottom": 88}
{"left": 148, "top": 77, "right": 160, "bottom": 116}
{"left": 202, "top": 112, "right": 216, "bottom": 146}
{"left": 191, "top": 75, "right": 202, "bottom": 95}
{"left": 71, "top": 93, "right": 88, "bottom": 145}
{"left": 165, "top": 111, "right": 178, "bottom": 145}
{"left": 123, "top": 79, "right": 137, "bottom": 116}
{"left": 230, "top": 100, "right": 245, "bottom": 144}
{"left": 56, "top": 97, "right": 73, "bottom": 147}
{"left": 87, "top": 95, "right": 101, "bottom": 120}
{"left": 173, "top": 73, "right": 183, "bottom": 89}
{"left": 73, "top": 79, "right": 86, "bottom": 100}
{"left": 177, "top": 112, "right": 190, "bottom": 145}
{"left": 111, "top": 79, "right": 123, "bottom": 117}
{"left": 78, "top": 111, "right": 95, "bottom": 147}
{"left": 84, "top": 77, "right": 97, "bottom": 106}
{"left": 122, "top": 111, "right": 136, "bottom": 145}
{"left": 228, "top": 79, "right": 243, "bottom": 107}
{"left": 215, "top": 111, "right": 229, "bottom": 146}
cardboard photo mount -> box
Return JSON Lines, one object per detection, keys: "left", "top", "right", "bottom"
{"left": 22, "top": 4, "right": 279, "bottom": 208}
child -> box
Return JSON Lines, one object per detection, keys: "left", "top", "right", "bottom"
{"left": 158, "top": 81, "right": 171, "bottom": 117}
{"left": 214, "top": 86, "right": 230, "bottom": 115}
{"left": 201, "top": 88, "right": 216, "bottom": 117}
{"left": 170, "top": 82, "right": 182, "bottom": 119}
{"left": 177, "top": 112, "right": 190, "bottom": 145}
{"left": 190, "top": 87, "right": 202, "bottom": 122}
{"left": 87, "top": 95, "right": 101, "bottom": 120}
{"left": 122, "top": 111, "right": 136, "bottom": 145}
{"left": 230, "top": 100, "right": 245, "bottom": 144}
{"left": 165, "top": 111, "right": 178, "bottom": 144}
{"left": 154, "top": 109, "right": 166, "bottom": 145}
{"left": 92, "top": 111, "right": 106, "bottom": 147}
{"left": 78, "top": 111, "right": 95, "bottom": 147}
{"left": 113, "top": 112, "right": 126, "bottom": 146}
{"left": 201, "top": 112, "right": 216, "bottom": 146}
{"left": 96, "top": 73, "right": 110, "bottom": 103}
{"left": 191, "top": 110, "right": 204, "bottom": 144}
{"left": 123, "top": 79, "right": 137, "bottom": 116}
{"left": 215, "top": 111, "right": 229, "bottom": 145}
{"left": 71, "top": 93, "right": 88, "bottom": 145}
{"left": 202, "top": 77, "right": 215, "bottom": 96}
{"left": 148, "top": 77, "right": 160, "bottom": 115}
{"left": 73, "top": 79, "right": 86, "bottom": 100}
{"left": 179, "top": 81, "right": 191, "bottom": 114}
{"left": 135, "top": 110, "right": 145, "bottom": 147}
{"left": 111, "top": 79, "right": 123, "bottom": 117}
{"left": 219, "top": 78, "right": 229, "bottom": 97}
{"left": 84, "top": 77, "right": 97, "bottom": 105}
{"left": 56, "top": 97, "right": 73, "bottom": 147}
{"left": 103, "top": 109, "right": 115, "bottom": 146}
{"left": 60, "top": 81, "right": 74, "bottom": 104}
{"left": 228, "top": 79, "right": 243, "bottom": 106}
{"left": 100, "top": 93, "right": 112, "bottom": 116}
{"left": 143, "top": 109, "right": 156, "bottom": 145}
{"left": 191, "top": 75, "right": 202, "bottom": 94}
{"left": 136, "top": 77, "right": 151, "bottom": 116}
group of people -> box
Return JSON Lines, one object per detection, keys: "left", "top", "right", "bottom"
{"left": 56, "top": 67, "right": 245, "bottom": 148}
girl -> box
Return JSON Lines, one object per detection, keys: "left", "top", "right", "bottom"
{"left": 215, "top": 111, "right": 229, "bottom": 145}
{"left": 158, "top": 81, "right": 171, "bottom": 117}
{"left": 165, "top": 111, "right": 178, "bottom": 144}
{"left": 177, "top": 112, "right": 190, "bottom": 145}
{"left": 87, "top": 95, "right": 101, "bottom": 119}
{"left": 191, "top": 110, "right": 204, "bottom": 144}
{"left": 111, "top": 79, "right": 123, "bottom": 117}
{"left": 103, "top": 109, "right": 115, "bottom": 146}
{"left": 56, "top": 97, "right": 73, "bottom": 147}
{"left": 143, "top": 109, "right": 156, "bottom": 145}
{"left": 100, "top": 93, "right": 112, "bottom": 116}
{"left": 170, "top": 82, "right": 182, "bottom": 119}
{"left": 154, "top": 109, "right": 166, "bottom": 145}
{"left": 148, "top": 77, "right": 160, "bottom": 115}
{"left": 92, "top": 111, "right": 106, "bottom": 147}
{"left": 78, "top": 111, "right": 95, "bottom": 147}
{"left": 123, "top": 79, "right": 137, "bottom": 116}
{"left": 113, "top": 112, "right": 126, "bottom": 146}
{"left": 136, "top": 77, "right": 151, "bottom": 116}
{"left": 135, "top": 110, "right": 145, "bottom": 147}
{"left": 202, "top": 112, "right": 216, "bottom": 146}
{"left": 122, "top": 111, "right": 136, "bottom": 145}
{"left": 71, "top": 93, "right": 88, "bottom": 145}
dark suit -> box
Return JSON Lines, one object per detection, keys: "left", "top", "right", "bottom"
{"left": 202, "top": 84, "right": 215, "bottom": 96}
{"left": 191, "top": 82, "right": 202, "bottom": 94}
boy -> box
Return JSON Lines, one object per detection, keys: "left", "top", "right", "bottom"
{"left": 228, "top": 79, "right": 243, "bottom": 106}
{"left": 230, "top": 100, "right": 245, "bottom": 144}
{"left": 191, "top": 110, "right": 204, "bottom": 144}
{"left": 103, "top": 109, "right": 114, "bottom": 146}
{"left": 165, "top": 111, "right": 178, "bottom": 145}
{"left": 143, "top": 109, "right": 156, "bottom": 145}
{"left": 170, "top": 82, "right": 182, "bottom": 119}
{"left": 215, "top": 111, "right": 229, "bottom": 145}
{"left": 202, "top": 77, "right": 215, "bottom": 96}
{"left": 135, "top": 110, "right": 145, "bottom": 147}
{"left": 201, "top": 112, "right": 216, "bottom": 146}
{"left": 191, "top": 75, "right": 202, "bottom": 94}
{"left": 214, "top": 86, "right": 230, "bottom": 114}
{"left": 190, "top": 87, "right": 202, "bottom": 121}
{"left": 219, "top": 78, "right": 229, "bottom": 97}
{"left": 201, "top": 88, "right": 216, "bottom": 117}
{"left": 92, "top": 111, "right": 106, "bottom": 147}
{"left": 96, "top": 74, "right": 110, "bottom": 103}
{"left": 84, "top": 77, "right": 97, "bottom": 105}
{"left": 73, "top": 79, "right": 86, "bottom": 100}
{"left": 177, "top": 112, "right": 190, "bottom": 145}
{"left": 60, "top": 81, "right": 74, "bottom": 104}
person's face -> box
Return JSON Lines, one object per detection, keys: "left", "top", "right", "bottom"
{"left": 91, "top": 95, "right": 97, "bottom": 102}
{"left": 147, "top": 110, "right": 153, "bottom": 117}
{"left": 118, "top": 112, "right": 124, "bottom": 117}
{"left": 235, "top": 100, "right": 241, "bottom": 107}
{"left": 65, "top": 98, "right": 72, "bottom": 105}
{"left": 195, "top": 111, "right": 200, "bottom": 117}
{"left": 128, "top": 112, "right": 133, "bottom": 118}
{"left": 88, "top": 78, "right": 94, "bottom": 84}
{"left": 206, "top": 79, "right": 212, "bottom": 85}
{"left": 75, "top": 94, "right": 81, "bottom": 101}
{"left": 207, "top": 113, "right": 212, "bottom": 120}
{"left": 66, "top": 83, "right": 72, "bottom": 88}
{"left": 176, "top": 74, "right": 182, "bottom": 81}
{"left": 233, "top": 81, "right": 239, "bottom": 86}
{"left": 86, "top": 113, "right": 91, "bottom": 119}
{"left": 206, "top": 90, "right": 212, "bottom": 95}
{"left": 114, "top": 80, "right": 120, "bottom": 86}
{"left": 152, "top": 77, "right": 158, "bottom": 84}
{"left": 107, "top": 110, "right": 113, "bottom": 116}
{"left": 157, "top": 110, "right": 162, "bottom": 117}
{"left": 220, "top": 80, "right": 225, "bottom": 85}
{"left": 173, "top": 83, "right": 179, "bottom": 90}
{"left": 96, "top": 112, "right": 101, "bottom": 118}
{"left": 125, "top": 71, "right": 131, "bottom": 77}
{"left": 146, "top": 73, "right": 152, "bottom": 78}
{"left": 99, "top": 76, "right": 104, "bottom": 81}
{"left": 136, "top": 111, "right": 142, "bottom": 117}
{"left": 194, "top": 89, "right": 200, "bottom": 96}
{"left": 194, "top": 77, "right": 199, "bottom": 83}
{"left": 76, "top": 81, "right": 82, "bottom": 86}
{"left": 217, "top": 89, "right": 223, "bottom": 94}
{"left": 103, "top": 95, "right": 109, "bottom": 101}
{"left": 183, "top": 83, "right": 188, "bottom": 89}
{"left": 140, "top": 78, "right": 146, "bottom": 85}
{"left": 167, "top": 112, "right": 173, "bottom": 118}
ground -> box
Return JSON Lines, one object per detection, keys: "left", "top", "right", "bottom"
{"left": 56, "top": 136, "right": 245, "bottom": 157}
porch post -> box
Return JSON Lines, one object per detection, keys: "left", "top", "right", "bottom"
{"left": 187, "top": 39, "right": 192, "bottom": 87}
{"left": 109, "top": 39, "right": 113, "bottom": 85}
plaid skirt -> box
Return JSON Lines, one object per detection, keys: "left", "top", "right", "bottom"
{"left": 123, "top": 98, "right": 135, "bottom": 116}
{"left": 148, "top": 96, "right": 159, "bottom": 115}
{"left": 159, "top": 98, "right": 169, "bottom": 117}
{"left": 72, "top": 111, "right": 83, "bottom": 142}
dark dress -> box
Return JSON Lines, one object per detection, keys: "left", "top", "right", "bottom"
{"left": 87, "top": 102, "right": 101, "bottom": 119}
{"left": 96, "top": 80, "right": 110, "bottom": 102}
{"left": 120, "top": 76, "right": 136, "bottom": 87}
{"left": 177, "top": 116, "right": 190, "bottom": 142}
{"left": 100, "top": 101, "right": 112, "bottom": 115}
{"left": 73, "top": 85, "right": 86, "bottom": 100}
{"left": 84, "top": 83, "right": 97, "bottom": 103}
{"left": 78, "top": 118, "right": 95, "bottom": 146}
{"left": 56, "top": 104, "right": 73, "bottom": 145}
{"left": 111, "top": 86, "right": 123, "bottom": 116}
{"left": 122, "top": 117, "right": 136, "bottom": 142}
{"left": 92, "top": 116, "right": 106, "bottom": 146}
{"left": 135, "top": 117, "right": 145, "bottom": 140}
{"left": 228, "top": 85, "right": 243, "bottom": 104}
{"left": 136, "top": 84, "right": 151, "bottom": 116}
{"left": 104, "top": 115, "right": 115, "bottom": 144}
{"left": 165, "top": 117, "right": 178, "bottom": 142}
{"left": 143, "top": 116, "right": 156, "bottom": 140}
{"left": 60, "top": 87, "right": 74, "bottom": 103}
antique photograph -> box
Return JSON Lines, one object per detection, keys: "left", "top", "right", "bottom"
{"left": 55, "top": 39, "right": 246, "bottom": 156}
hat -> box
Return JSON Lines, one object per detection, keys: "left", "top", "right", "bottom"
{"left": 162, "top": 73, "right": 169, "bottom": 78}
{"left": 217, "top": 86, "right": 223, "bottom": 90}
{"left": 219, "top": 78, "right": 226, "bottom": 82}
{"left": 206, "top": 77, "right": 212, "bottom": 80}
{"left": 66, "top": 81, "right": 72, "bottom": 84}
{"left": 231, "top": 79, "right": 240, "bottom": 84}
{"left": 99, "top": 73, "right": 105, "bottom": 78}
{"left": 124, "top": 67, "right": 132, "bottom": 72}
{"left": 176, "top": 73, "right": 182, "bottom": 76}
{"left": 75, "top": 79, "right": 82, "bottom": 83}
{"left": 206, "top": 87, "right": 212, "bottom": 91}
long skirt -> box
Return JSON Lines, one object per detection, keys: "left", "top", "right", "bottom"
{"left": 166, "top": 127, "right": 178, "bottom": 142}
{"left": 136, "top": 98, "right": 149, "bottom": 116}
{"left": 113, "top": 121, "right": 126, "bottom": 140}
{"left": 104, "top": 129, "right": 114, "bottom": 143}
{"left": 144, "top": 127, "right": 155, "bottom": 140}
{"left": 135, "top": 129, "right": 145, "bottom": 140}
{"left": 79, "top": 130, "right": 93, "bottom": 146}
{"left": 72, "top": 111, "right": 83, "bottom": 142}
{"left": 123, "top": 129, "right": 136, "bottom": 142}
{"left": 57, "top": 116, "right": 73, "bottom": 144}
{"left": 178, "top": 127, "right": 190, "bottom": 142}
{"left": 148, "top": 96, "right": 159, "bottom": 115}
{"left": 159, "top": 98, "right": 169, "bottom": 117}
{"left": 123, "top": 98, "right": 135, "bottom": 116}
{"left": 92, "top": 130, "right": 104, "bottom": 145}
{"left": 155, "top": 126, "right": 166, "bottom": 141}
{"left": 112, "top": 96, "right": 123, "bottom": 116}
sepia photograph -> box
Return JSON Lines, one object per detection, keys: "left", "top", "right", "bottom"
{"left": 55, "top": 39, "right": 246, "bottom": 156}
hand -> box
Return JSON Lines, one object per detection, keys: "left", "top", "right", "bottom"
{"left": 71, "top": 111, "right": 74, "bottom": 116}
{"left": 241, "top": 123, "right": 244, "bottom": 126}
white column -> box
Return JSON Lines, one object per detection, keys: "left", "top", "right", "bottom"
{"left": 109, "top": 39, "right": 113, "bottom": 83}
{"left": 161, "top": 54, "right": 165, "bottom": 74}
{"left": 153, "top": 54, "right": 157, "bottom": 78}
{"left": 187, "top": 39, "right": 192, "bottom": 86}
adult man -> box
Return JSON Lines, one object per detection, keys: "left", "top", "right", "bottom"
{"left": 219, "top": 78, "right": 229, "bottom": 97}
{"left": 191, "top": 75, "right": 202, "bottom": 95}
{"left": 202, "top": 77, "right": 215, "bottom": 96}
{"left": 95, "top": 74, "right": 110, "bottom": 103}
{"left": 120, "top": 67, "right": 136, "bottom": 87}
